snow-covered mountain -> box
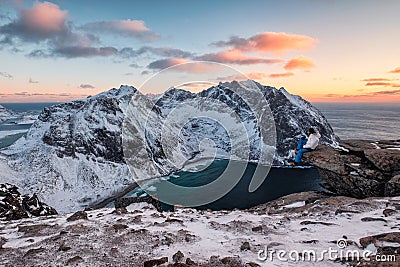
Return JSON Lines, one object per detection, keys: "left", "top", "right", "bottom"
{"left": 0, "top": 81, "right": 338, "bottom": 212}
{"left": 0, "top": 105, "right": 14, "bottom": 122}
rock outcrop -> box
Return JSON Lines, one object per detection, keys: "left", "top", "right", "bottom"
{"left": 0, "top": 184, "right": 57, "bottom": 221}
{"left": 303, "top": 139, "right": 400, "bottom": 198}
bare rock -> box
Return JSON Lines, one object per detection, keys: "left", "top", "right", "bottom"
{"left": 66, "top": 210, "right": 88, "bottom": 221}
{"left": 386, "top": 175, "right": 400, "bottom": 196}
{"left": 360, "top": 232, "right": 400, "bottom": 248}
{"left": 0, "top": 183, "right": 57, "bottom": 221}
{"left": 383, "top": 208, "right": 397, "bottom": 217}
{"left": 303, "top": 140, "right": 400, "bottom": 198}
{"left": 341, "top": 140, "right": 377, "bottom": 153}
{"left": 66, "top": 255, "right": 83, "bottom": 265}
{"left": 58, "top": 243, "right": 71, "bottom": 252}
{"left": 220, "top": 256, "right": 243, "bottom": 266}
{"left": 240, "top": 241, "right": 251, "bottom": 251}
{"left": 365, "top": 149, "right": 400, "bottom": 173}
{"left": 185, "top": 258, "right": 197, "bottom": 265}
{"left": 173, "top": 250, "right": 185, "bottom": 263}
{"left": 361, "top": 217, "right": 387, "bottom": 223}
{"left": 144, "top": 257, "right": 169, "bottom": 267}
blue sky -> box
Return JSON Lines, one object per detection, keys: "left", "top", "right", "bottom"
{"left": 1, "top": 0, "right": 400, "bottom": 102}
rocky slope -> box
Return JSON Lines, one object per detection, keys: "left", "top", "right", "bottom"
{"left": 303, "top": 139, "right": 400, "bottom": 198}
{"left": 0, "top": 81, "right": 338, "bottom": 212}
{"left": 0, "top": 191, "right": 399, "bottom": 266}
{"left": 0, "top": 105, "right": 14, "bottom": 122}
{"left": 0, "top": 184, "right": 57, "bottom": 221}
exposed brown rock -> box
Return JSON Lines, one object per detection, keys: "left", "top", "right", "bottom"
{"left": 172, "top": 250, "right": 184, "bottom": 263}
{"left": 240, "top": 241, "right": 251, "bottom": 251}
{"left": 303, "top": 140, "right": 400, "bottom": 198}
{"left": 386, "top": 175, "right": 400, "bottom": 196}
{"left": 66, "top": 210, "right": 88, "bottom": 221}
{"left": 185, "top": 258, "right": 197, "bottom": 265}
{"left": 144, "top": 257, "right": 169, "bottom": 267}
{"left": 66, "top": 255, "right": 83, "bottom": 265}
{"left": 360, "top": 232, "right": 400, "bottom": 248}
{"left": 365, "top": 149, "right": 400, "bottom": 172}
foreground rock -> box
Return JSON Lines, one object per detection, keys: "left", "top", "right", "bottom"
{"left": 0, "top": 184, "right": 57, "bottom": 221}
{"left": 1, "top": 191, "right": 399, "bottom": 266}
{"left": 303, "top": 139, "right": 400, "bottom": 198}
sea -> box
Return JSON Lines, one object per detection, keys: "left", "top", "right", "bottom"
{"left": 0, "top": 102, "right": 399, "bottom": 210}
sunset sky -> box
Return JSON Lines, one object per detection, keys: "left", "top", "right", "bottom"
{"left": 0, "top": 0, "right": 400, "bottom": 103}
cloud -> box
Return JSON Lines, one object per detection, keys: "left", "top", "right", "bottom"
{"left": 323, "top": 89, "right": 400, "bottom": 98}
{"left": 0, "top": 1, "right": 68, "bottom": 41}
{"left": 147, "top": 58, "right": 188, "bottom": 70}
{"left": 129, "top": 63, "right": 141, "bottom": 68}
{"left": 195, "top": 49, "right": 283, "bottom": 65}
{"left": 389, "top": 67, "right": 400, "bottom": 73}
{"left": 120, "top": 46, "right": 193, "bottom": 58}
{"left": 29, "top": 78, "right": 38, "bottom": 83}
{"left": 79, "top": 84, "right": 95, "bottom": 89}
{"left": 269, "top": 72, "right": 294, "bottom": 78}
{"left": 0, "top": 71, "right": 13, "bottom": 78}
{"left": 371, "top": 89, "right": 400, "bottom": 95}
{"left": 211, "top": 32, "right": 318, "bottom": 55}
{"left": 81, "top": 20, "right": 159, "bottom": 42}
{"left": 362, "top": 78, "right": 392, "bottom": 82}
{"left": 365, "top": 82, "right": 400, "bottom": 87}
{"left": 284, "top": 56, "right": 315, "bottom": 70}
{"left": 147, "top": 58, "right": 220, "bottom": 73}
{"left": 0, "top": 2, "right": 159, "bottom": 59}
{"left": 53, "top": 46, "right": 118, "bottom": 58}
{"left": 215, "top": 71, "right": 294, "bottom": 81}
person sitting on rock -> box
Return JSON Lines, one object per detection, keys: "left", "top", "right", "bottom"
{"left": 292, "top": 128, "right": 321, "bottom": 166}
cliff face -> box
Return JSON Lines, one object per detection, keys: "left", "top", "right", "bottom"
{"left": 303, "top": 139, "right": 400, "bottom": 198}
{"left": 0, "top": 81, "right": 338, "bottom": 212}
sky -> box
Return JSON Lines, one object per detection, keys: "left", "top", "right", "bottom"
{"left": 0, "top": 0, "right": 400, "bottom": 103}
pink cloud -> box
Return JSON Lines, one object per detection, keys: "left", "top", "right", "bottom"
{"left": 2, "top": 1, "right": 68, "bottom": 40}
{"left": 269, "top": 72, "right": 294, "bottom": 78}
{"left": 362, "top": 78, "right": 392, "bottom": 82}
{"left": 389, "top": 67, "right": 400, "bottom": 73}
{"left": 196, "top": 49, "right": 283, "bottom": 65}
{"left": 365, "top": 82, "right": 400, "bottom": 87}
{"left": 365, "top": 82, "right": 394, "bottom": 86}
{"left": 284, "top": 56, "right": 315, "bottom": 70}
{"left": 212, "top": 32, "right": 318, "bottom": 55}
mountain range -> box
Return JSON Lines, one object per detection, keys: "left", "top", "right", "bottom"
{"left": 0, "top": 81, "right": 338, "bottom": 212}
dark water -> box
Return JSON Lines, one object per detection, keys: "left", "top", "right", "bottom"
{"left": 124, "top": 159, "right": 324, "bottom": 211}
{"left": 0, "top": 103, "right": 58, "bottom": 112}
{"left": 314, "top": 102, "right": 400, "bottom": 140}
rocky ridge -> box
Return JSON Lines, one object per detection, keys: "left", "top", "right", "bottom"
{"left": 303, "top": 139, "right": 400, "bottom": 198}
{"left": 0, "top": 81, "right": 338, "bottom": 212}
{"left": 0, "top": 183, "right": 57, "bottom": 221}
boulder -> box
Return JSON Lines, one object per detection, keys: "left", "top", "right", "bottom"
{"left": 385, "top": 175, "right": 400, "bottom": 196}
{"left": 303, "top": 140, "right": 400, "bottom": 198}
{"left": 364, "top": 149, "right": 400, "bottom": 173}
